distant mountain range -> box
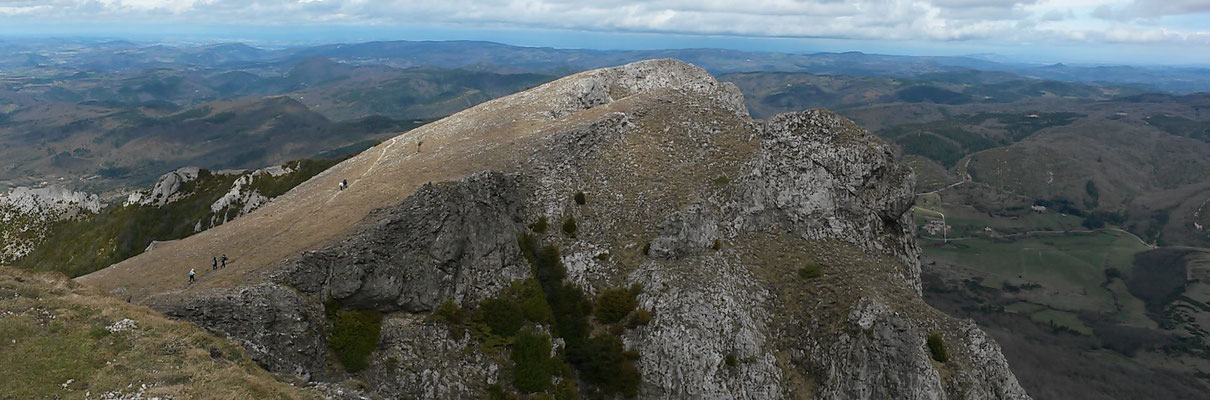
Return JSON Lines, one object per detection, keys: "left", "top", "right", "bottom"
{"left": 3, "top": 38, "right": 1208, "bottom": 94}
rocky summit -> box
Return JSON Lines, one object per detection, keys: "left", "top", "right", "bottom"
{"left": 79, "top": 59, "right": 1028, "bottom": 399}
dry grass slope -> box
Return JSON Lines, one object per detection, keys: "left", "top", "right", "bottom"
{"left": 0, "top": 266, "right": 316, "bottom": 399}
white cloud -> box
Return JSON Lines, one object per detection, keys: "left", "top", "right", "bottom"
{"left": 0, "top": 0, "right": 1205, "bottom": 47}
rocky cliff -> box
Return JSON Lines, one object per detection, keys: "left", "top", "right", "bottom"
{"left": 81, "top": 59, "right": 1029, "bottom": 399}
{"left": 0, "top": 185, "right": 101, "bottom": 263}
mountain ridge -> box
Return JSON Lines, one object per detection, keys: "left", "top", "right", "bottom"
{"left": 78, "top": 59, "right": 1027, "bottom": 398}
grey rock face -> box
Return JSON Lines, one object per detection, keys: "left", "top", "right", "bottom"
{"left": 127, "top": 167, "right": 201, "bottom": 207}
{"left": 627, "top": 257, "right": 783, "bottom": 399}
{"left": 648, "top": 202, "right": 720, "bottom": 259}
{"left": 737, "top": 110, "right": 922, "bottom": 293}
{"left": 363, "top": 317, "right": 502, "bottom": 398}
{"left": 151, "top": 283, "right": 329, "bottom": 380}
{"left": 544, "top": 58, "right": 748, "bottom": 120}
{"left": 280, "top": 171, "right": 531, "bottom": 312}
{"left": 0, "top": 185, "right": 102, "bottom": 262}
{"left": 803, "top": 296, "right": 1029, "bottom": 400}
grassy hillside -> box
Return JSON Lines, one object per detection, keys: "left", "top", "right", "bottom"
{"left": 0, "top": 266, "right": 317, "bottom": 399}
{"left": 17, "top": 158, "right": 340, "bottom": 278}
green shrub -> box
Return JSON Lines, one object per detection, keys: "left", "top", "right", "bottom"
{"left": 324, "top": 301, "right": 384, "bottom": 373}
{"left": 724, "top": 353, "right": 738, "bottom": 367}
{"left": 627, "top": 309, "right": 653, "bottom": 328}
{"left": 570, "top": 335, "right": 641, "bottom": 398}
{"left": 574, "top": 192, "right": 586, "bottom": 205}
{"left": 487, "top": 384, "right": 515, "bottom": 400}
{"left": 562, "top": 216, "right": 578, "bottom": 238}
{"left": 712, "top": 239, "right": 722, "bottom": 251}
{"left": 712, "top": 175, "right": 730, "bottom": 185}
{"left": 927, "top": 333, "right": 948, "bottom": 363}
{"left": 797, "top": 264, "right": 823, "bottom": 280}
{"left": 517, "top": 234, "right": 643, "bottom": 398}
{"left": 595, "top": 288, "right": 639, "bottom": 324}
{"left": 511, "top": 330, "right": 555, "bottom": 393}
{"left": 431, "top": 299, "right": 464, "bottom": 325}
{"left": 529, "top": 216, "right": 549, "bottom": 233}
{"left": 555, "top": 379, "right": 581, "bottom": 400}
{"left": 515, "top": 279, "right": 553, "bottom": 324}
{"left": 480, "top": 297, "right": 524, "bottom": 337}
{"left": 642, "top": 242, "right": 651, "bottom": 256}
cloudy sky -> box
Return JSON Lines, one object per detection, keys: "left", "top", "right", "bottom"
{"left": 0, "top": 0, "right": 1208, "bottom": 64}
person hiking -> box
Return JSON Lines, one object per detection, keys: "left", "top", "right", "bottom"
{"left": 211, "top": 256, "right": 218, "bottom": 270}
{"left": 340, "top": 179, "right": 348, "bottom": 190}
{"left": 188, "top": 268, "right": 196, "bottom": 284}
{"left": 220, "top": 254, "right": 228, "bottom": 268}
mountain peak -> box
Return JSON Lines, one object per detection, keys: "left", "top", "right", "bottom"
{"left": 79, "top": 59, "right": 1026, "bottom": 399}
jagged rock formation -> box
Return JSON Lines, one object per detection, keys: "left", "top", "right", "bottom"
{"left": 81, "top": 59, "right": 1029, "bottom": 399}
{"left": 280, "top": 172, "right": 531, "bottom": 312}
{"left": 0, "top": 185, "right": 101, "bottom": 262}
{"left": 125, "top": 167, "right": 203, "bottom": 207}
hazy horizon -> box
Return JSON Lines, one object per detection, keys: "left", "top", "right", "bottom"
{"left": 1, "top": 1, "right": 1208, "bottom": 67}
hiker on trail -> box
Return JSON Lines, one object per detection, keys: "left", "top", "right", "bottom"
{"left": 188, "top": 268, "right": 196, "bottom": 284}
{"left": 211, "top": 256, "right": 218, "bottom": 270}
{"left": 221, "top": 254, "right": 228, "bottom": 268}
{"left": 339, "top": 179, "right": 348, "bottom": 191}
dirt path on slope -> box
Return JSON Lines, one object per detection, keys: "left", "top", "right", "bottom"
{"left": 76, "top": 99, "right": 561, "bottom": 302}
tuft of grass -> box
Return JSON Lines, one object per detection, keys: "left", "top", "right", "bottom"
{"left": 797, "top": 264, "right": 823, "bottom": 280}
{"left": 324, "top": 301, "right": 383, "bottom": 373}
{"left": 927, "top": 333, "right": 948, "bottom": 363}
{"left": 712, "top": 239, "right": 722, "bottom": 251}
{"left": 562, "top": 216, "right": 578, "bottom": 238}
{"left": 712, "top": 175, "right": 730, "bottom": 185}
{"left": 574, "top": 192, "right": 587, "bottom": 205}
{"left": 724, "top": 353, "right": 738, "bottom": 368}
{"left": 642, "top": 242, "right": 651, "bottom": 256}
{"left": 529, "top": 216, "right": 549, "bottom": 234}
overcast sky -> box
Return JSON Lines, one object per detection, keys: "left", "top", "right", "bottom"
{"left": 0, "top": 0, "right": 1208, "bottom": 65}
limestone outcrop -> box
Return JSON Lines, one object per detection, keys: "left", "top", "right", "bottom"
{"left": 82, "top": 59, "right": 1029, "bottom": 399}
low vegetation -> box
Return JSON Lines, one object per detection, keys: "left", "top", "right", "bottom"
{"left": 574, "top": 191, "right": 586, "bottom": 205}
{"left": 529, "top": 216, "right": 549, "bottom": 233}
{"left": 562, "top": 216, "right": 578, "bottom": 238}
{"left": 458, "top": 233, "right": 643, "bottom": 397}
{"left": 324, "top": 301, "right": 384, "bottom": 373}
{"left": 927, "top": 333, "right": 948, "bottom": 363}
{"left": 797, "top": 264, "right": 823, "bottom": 280}
{"left": 0, "top": 267, "right": 315, "bottom": 399}
{"left": 427, "top": 241, "right": 640, "bottom": 398}
{"left": 594, "top": 286, "right": 640, "bottom": 324}
{"left": 511, "top": 330, "right": 556, "bottom": 393}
